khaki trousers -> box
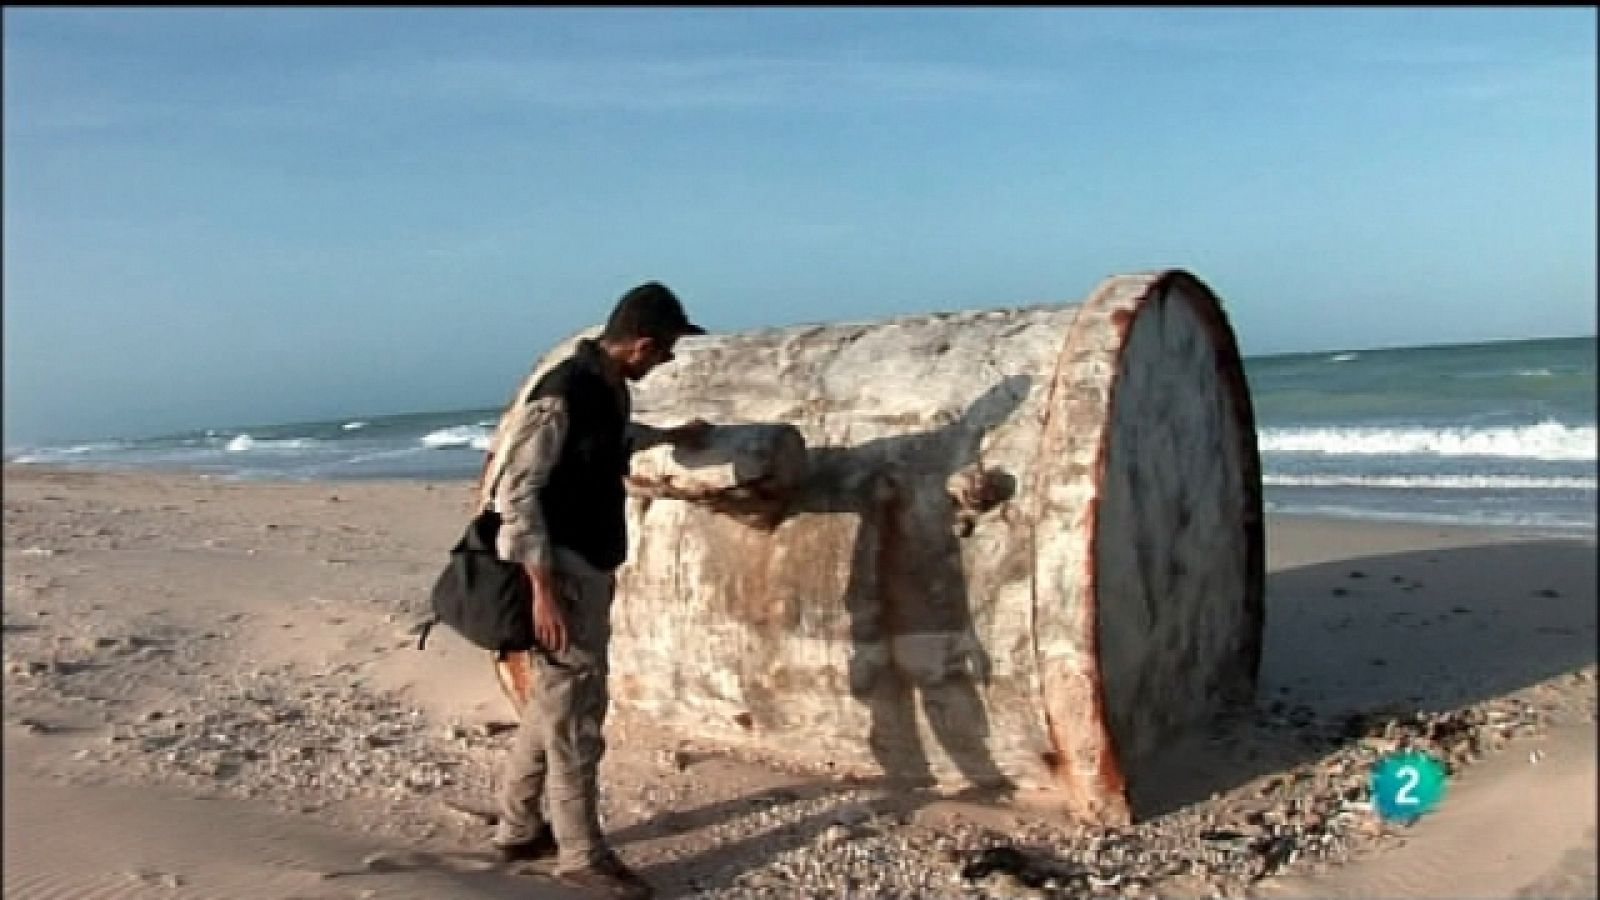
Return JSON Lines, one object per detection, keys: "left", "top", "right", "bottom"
{"left": 495, "top": 545, "right": 615, "bottom": 872}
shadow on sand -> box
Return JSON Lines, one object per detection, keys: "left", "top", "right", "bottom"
{"left": 1128, "top": 535, "right": 1597, "bottom": 818}
{"left": 613, "top": 534, "right": 1594, "bottom": 894}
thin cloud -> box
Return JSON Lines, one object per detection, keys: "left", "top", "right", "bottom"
{"left": 1333, "top": 48, "right": 1596, "bottom": 110}
{"left": 1347, "top": 40, "right": 1503, "bottom": 69}
{"left": 333, "top": 55, "right": 1057, "bottom": 112}
{"left": 8, "top": 53, "right": 1057, "bottom": 140}
{"left": 5, "top": 104, "right": 167, "bottom": 136}
{"left": 982, "top": 8, "right": 1276, "bottom": 54}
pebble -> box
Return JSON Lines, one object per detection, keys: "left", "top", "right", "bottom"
{"left": 656, "top": 746, "right": 694, "bottom": 772}
{"left": 832, "top": 804, "right": 872, "bottom": 827}
{"left": 127, "top": 869, "right": 184, "bottom": 889}
{"left": 818, "top": 824, "right": 854, "bottom": 847}
{"left": 362, "top": 851, "right": 400, "bottom": 872}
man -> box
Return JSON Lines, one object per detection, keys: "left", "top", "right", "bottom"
{"left": 477, "top": 282, "right": 710, "bottom": 899}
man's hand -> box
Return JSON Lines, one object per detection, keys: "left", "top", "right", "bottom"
{"left": 526, "top": 566, "right": 568, "bottom": 654}
{"left": 672, "top": 418, "right": 713, "bottom": 450}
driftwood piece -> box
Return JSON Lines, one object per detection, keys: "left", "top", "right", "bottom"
{"left": 493, "top": 269, "right": 1263, "bottom": 823}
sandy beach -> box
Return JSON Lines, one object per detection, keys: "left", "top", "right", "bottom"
{"left": 3, "top": 464, "right": 1594, "bottom": 899}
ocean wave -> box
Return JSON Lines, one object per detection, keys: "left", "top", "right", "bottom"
{"left": 1329, "top": 353, "right": 1359, "bottom": 362}
{"left": 63, "top": 442, "right": 125, "bottom": 454}
{"left": 1264, "top": 474, "right": 1596, "bottom": 490}
{"left": 342, "top": 421, "right": 368, "bottom": 431}
{"left": 420, "top": 425, "right": 492, "bottom": 451}
{"left": 225, "top": 435, "right": 320, "bottom": 453}
{"left": 338, "top": 447, "right": 426, "bottom": 466}
{"left": 1262, "top": 500, "right": 1594, "bottom": 533}
{"left": 1258, "top": 420, "right": 1596, "bottom": 461}
{"left": 8, "top": 442, "right": 126, "bottom": 463}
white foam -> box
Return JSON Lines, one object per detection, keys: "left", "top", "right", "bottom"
{"left": 342, "top": 421, "right": 367, "bottom": 431}
{"left": 11, "top": 445, "right": 130, "bottom": 464}
{"left": 1264, "top": 474, "right": 1596, "bottom": 490}
{"left": 1329, "top": 352, "right": 1359, "bottom": 362}
{"left": 1263, "top": 500, "right": 1594, "bottom": 533}
{"left": 12, "top": 442, "right": 126, "bottom": 461}
{"left": 1258, "top": 420, "right": 1596, "bottom": 461}
{"left": 339, "top": 447, "right": 425, "bottom": 466}
{"left": 420, "top": 425, "right": 492, "bottom": 451}
{"left": 225, "top": 435, "right": 319, "bottom": 453}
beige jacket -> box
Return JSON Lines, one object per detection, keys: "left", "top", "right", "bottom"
{"left": 477, "top": 348, "right": 673, "bottom": 570}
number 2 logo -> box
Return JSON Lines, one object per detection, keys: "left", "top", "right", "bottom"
{"left": 1394, "top": 764, "right": 1421, "bottom": 806}
{"left": 1372, "top": 752, "right": 1446, "bottom": 823}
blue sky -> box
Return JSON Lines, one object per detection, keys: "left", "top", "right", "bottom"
{"left": 4, "top": 7, "right": 1595, "bottom": 445}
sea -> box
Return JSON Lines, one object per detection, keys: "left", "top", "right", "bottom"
{"left": 7, "top": 336, "right": 1596, "bottom": 534}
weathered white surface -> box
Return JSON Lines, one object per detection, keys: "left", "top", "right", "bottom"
{"left": 627, "top": 423, "right": 809, "bottom": 529}
{"left": 495, "top": 270, "right": 1264, "bottom": 823}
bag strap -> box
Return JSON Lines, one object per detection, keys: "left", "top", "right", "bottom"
{"left": 477, "top": 416, "right": 518, "bottom": 514}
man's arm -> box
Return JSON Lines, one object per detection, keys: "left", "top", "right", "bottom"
{"left": 494, "top": 397, "right": 571, "bottom": 653}
{"left": 626, "top": 419, "right": 713, "bottom": 454}
{"left": 625, "top": 421, "right": 673, "bottom": 454}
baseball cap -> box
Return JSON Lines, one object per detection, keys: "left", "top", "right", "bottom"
{"left": 606, "top": 282, "right": 706, "bottom": 340}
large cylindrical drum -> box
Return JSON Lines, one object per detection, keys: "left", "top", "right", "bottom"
{"left": 495, "top": 269, "right": 1263, "bottom": 824}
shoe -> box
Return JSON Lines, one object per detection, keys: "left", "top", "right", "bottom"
{"left": 556, "top": 855, "right": 654, "bottom": 899}
{"left": 494, "top": 824, "right": 557, "bottom": 863}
